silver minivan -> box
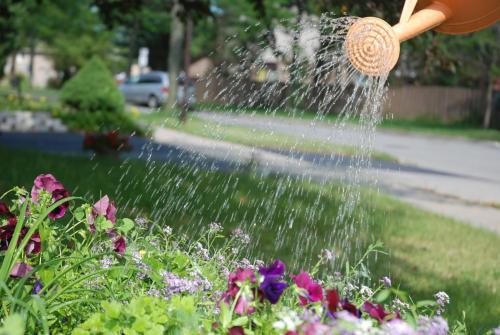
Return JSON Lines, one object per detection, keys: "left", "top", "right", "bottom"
{"left": 119, "top": 71, "right": 195, "bottom": 108}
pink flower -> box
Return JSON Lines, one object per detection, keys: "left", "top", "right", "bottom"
{"left": 363, "top": 301, "right": 399, "bottom": 323}
{"left": 300, "top": 322, "right": 331, "bottom": 335}
{"left": 113, "top": 236, "right": 126, "bottom": 255}
{"left": 31, "top": 174, "right": 69, "bottom": 219}
{"left": 10, "top": 262, "right": 33, "bottom": 278}
{"left": 221, "top": 268, "right": 256, "bottom": 315}
{"left": 0, "top": 225, "right": 41, "bottom": 256}
{"left": 0, "top": 201, "right": 17, "bottom": 225}
{"left": 87, "top": 195, "right": 117, "bottom": 232}
{"left": 293, "top": 271, "right": 323, "bottom": 305}
{"left": 228, "top": 326, "right": 245, "bottom": 335}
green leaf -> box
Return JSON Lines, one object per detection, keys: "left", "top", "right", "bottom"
{"left": 0, "top": 314, "right": 25, "bottom": 335}
{"left": 94, "top": 216, "right": 114, "bottom": 231}
{"left": 374, "top": 289, "right": 391, "bottom": 303}
{"left": 173, "top": 252, "right": 190, "bottom": 270}
{"left": 117, "top": 218, "right": 134, "bottom": 234}
{"left": 102, "top": 301, "right": 122, "bottom": 319}
{"left": 219, "top": 300, "right": 231, "bottom": 328}
{"left": 231, "top": 317, "right": 248, "bottom": 327}
{"left": 74, "top": 206, "right": 85, "bottom": 221}
{"left": 416, "top": 300, "right": 438, "bottom": 308}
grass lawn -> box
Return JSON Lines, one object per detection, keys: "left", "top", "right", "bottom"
{"left": 1, "top": 145, "right": 499, "bottom": 332}
{"left": 195, "top": 103, "right": 500, "bottom": 142}
{"left": 137, "top": 110, "right": 397, "bottom": 162}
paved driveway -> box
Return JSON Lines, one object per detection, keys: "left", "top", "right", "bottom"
{"left": 195, "top": 111, "right": 500, "bottom": 233}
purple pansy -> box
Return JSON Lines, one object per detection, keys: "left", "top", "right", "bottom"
{"left": 259, "top": 259, "right": 288, "bottom": 304}
{"left": 32, "top": 280, "right": 43, "bottom": 294}
{"left": 31, "top": 174, "right": 69, "bottom": 219}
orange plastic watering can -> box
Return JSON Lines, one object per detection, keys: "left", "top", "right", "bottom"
{"left": 345, "top": 0, "right": 500, "bottom": 76}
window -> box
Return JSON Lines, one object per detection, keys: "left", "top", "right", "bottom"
{"left": 138, "top": 74, "right": 162, "bottom": 84}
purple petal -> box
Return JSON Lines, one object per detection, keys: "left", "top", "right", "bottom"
{"left": 10, "top": 262, "right": 33, "bottom": 278}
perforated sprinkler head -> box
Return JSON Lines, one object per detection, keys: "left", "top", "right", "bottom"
{"left": 345, "top": 17, "right": 400, "bottom": 77}
{"left": 345, "top": 0, "right": 500, "bottom": 77}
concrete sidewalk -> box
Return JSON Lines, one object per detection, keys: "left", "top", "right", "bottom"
{"left": 194, "top": 111, "right": 500, "bottom": 234}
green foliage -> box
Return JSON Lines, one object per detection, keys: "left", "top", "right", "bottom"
{"left": 59, "top": 56, "right": 140, "bottom": 133}
{"left": 72, "top": 296, "right": 192, "bottom": 335}
{"left": 60, "top": 56, "right": 124, "bottom": 114}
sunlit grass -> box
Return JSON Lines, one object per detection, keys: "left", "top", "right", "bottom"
{"left": 138, "top": 110, "right": 397, "bottom": 162}
{"left": 195, "top": 102, "right": 500, "bottom": 142}
{"left": 1, "top": 146, "right": 499, "bottom": 331}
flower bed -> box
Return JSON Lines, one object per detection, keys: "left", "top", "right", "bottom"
{"left": 0, "top": 174, "right": 497, "bottom": 334}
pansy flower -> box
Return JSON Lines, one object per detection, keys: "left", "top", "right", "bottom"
{"left": 113, "top": 236, "right": 126, "bottom": 255}
{"left": 292, "top": 271, "right": 323, "bottom": 305}
{"left": 221, "top": 268, "right": 256, "bottom": 315}
{"left": 0, "top": 201, "right": 17, "bottom": 226}
{"left": 325, "top": 289, "right": 362, "bottom": 318}
{"left": 10, "top": 262, "right": 33, "bottom": 278}
{"left": 0, "top": 225, "right": 41, "bottom": 255}
{"left": 31, "top": 174, "right": 69, "bottom": 219}
{"left": 87, "top": 195, "right": 117, "bottom": 232}
{"left": 363, "top": 301, "right": 400, "bottom": 323}
{"left": 259, "top": 259, "right": 288, "bottom": 304}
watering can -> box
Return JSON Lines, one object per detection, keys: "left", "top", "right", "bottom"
{"left": 345, "top": 0, "right": 500, "bottom": 76}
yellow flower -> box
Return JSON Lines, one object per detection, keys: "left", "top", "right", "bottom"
{"left": 130, "top": 106, "right": 140, "bottom": 119}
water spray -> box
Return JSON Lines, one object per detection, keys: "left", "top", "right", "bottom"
{"left": 346, "top": 0, "right": 500, "bottom": 76}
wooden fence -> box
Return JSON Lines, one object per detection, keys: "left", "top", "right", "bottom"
{"left": 383, "top": 85, "right": 485, "bottom": 122}
{"left": 194, "top": 78, "right": 486, "bottom": 123}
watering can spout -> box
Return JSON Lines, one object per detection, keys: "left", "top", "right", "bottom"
{"left": 345, "top": 0, "right": 500, "bottom": 76}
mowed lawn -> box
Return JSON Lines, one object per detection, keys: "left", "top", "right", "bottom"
{"left": 1, "top": 145, "right": 499, "bottom": 332}
{"left": 137, "top": 110, "right": 398, "bottom": 162}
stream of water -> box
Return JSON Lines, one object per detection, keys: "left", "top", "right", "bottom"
{"left": 108, "top": 15, "right": 389, "bottom": 270}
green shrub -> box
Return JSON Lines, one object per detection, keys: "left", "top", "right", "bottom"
{"left": 60, "top": 56, "right": 124, "bottom": 113}
{"left": 59, "top": 56, "right": 141, "bottom": 134}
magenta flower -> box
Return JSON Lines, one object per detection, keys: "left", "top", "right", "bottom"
{"left": 31, "top": 174, "right": 69, "bottom": 219}
{"left": 0, "top": 225, "right": 41, "bottom": 255}
{"left": 113, "top": 236, "right": 126, "bottom": 255}
{"left": 325, "top": 288, "right": 361, "bottom": 318}
{"left": 300, "top": 322, "right": 331, "bottom": 335}
{"left": 0, "top": 201, "right": 17, "bottom": 225}
{"left": 293, "top": 271, "right": 323, "bottom": 305}
{"left": 228, "top": 326, "right": 245, "bottom": 335}
{"left": 221, "top": 268, "right": 256, "bottom": 315}
{"left": 10, "top": 262, "right": 33, "bottom": 278}
{"left": 87, "top": 195, "right": 117, "bottom": 232}
{"left": 363, "top": 301, "right": 399, "bottom": 323}
{"left": 259, "top": 259, "right": 288, "bottom": 304}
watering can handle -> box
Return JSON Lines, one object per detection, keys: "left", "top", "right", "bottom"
{"left": 400, "top": 0, "right": 419, "bottom": 23}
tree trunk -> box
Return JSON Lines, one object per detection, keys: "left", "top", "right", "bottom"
{"left": 9, "top": 50, "right": 17, "bottom": 77}
{"left": 127, "top": 17, "right": 139, "bottom": 78}
{"left": 180, "top": 13, "right": 193, "bottom": 122}
{"left": 166, "top": 0, "right": 184, "bottom": 109}
{"left": 286, "top": 0, "right": 305, "bottom": 109}
{"left": 28, "top": 37, "right": 36, "bottom": 87}
{"left": 483, "top": 76, "right": 494, "bottom": 129}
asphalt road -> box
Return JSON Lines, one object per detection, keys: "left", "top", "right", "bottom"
{"left": 195, "top": 111, "right": 500, "bottom": 233}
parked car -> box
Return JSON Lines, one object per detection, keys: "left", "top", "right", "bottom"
{"left": 119, "top": 71, "right": 195, "bottom": 108}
